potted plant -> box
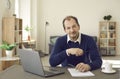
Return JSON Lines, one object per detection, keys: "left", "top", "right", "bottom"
{"left": 25, "top": 25, "right": 32, "bottom": 41}
{"left": 0, "top": 41, "right": 17, "bottom": 57}
{"left": 103, "top": 15, "right": 112, "bottom": 21}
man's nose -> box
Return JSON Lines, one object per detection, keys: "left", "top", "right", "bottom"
{"left": 70, "top": 28, "right": 74, "bottom": 32}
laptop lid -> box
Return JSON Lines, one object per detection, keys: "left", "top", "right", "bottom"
{"left": 18, "top": 49, "right": 64, "bottom": 77}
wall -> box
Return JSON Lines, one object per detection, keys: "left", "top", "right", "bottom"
{"left": 36, "top": 0, "right": 120, "bottom": 55}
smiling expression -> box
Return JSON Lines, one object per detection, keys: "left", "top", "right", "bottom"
{"left": 64, "top": 18, "right": 80, "bottom": 41}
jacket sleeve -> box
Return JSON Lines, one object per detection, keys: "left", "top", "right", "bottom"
{"left": 49, "top": 38, "right": 68, "bottom": 67}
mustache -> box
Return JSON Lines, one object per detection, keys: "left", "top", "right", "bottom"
{"left": 71, "top": 31, "right": 77, "bottom": 34}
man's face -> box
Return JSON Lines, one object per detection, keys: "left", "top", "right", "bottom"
{"left": 64, "top": 18, "right": 80, "bottom": 40}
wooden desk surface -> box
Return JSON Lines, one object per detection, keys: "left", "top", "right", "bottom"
{"left": 0, "top": 65, "right": 119, "bottom": 79}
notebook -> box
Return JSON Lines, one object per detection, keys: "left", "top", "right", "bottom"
{"left": 18, "top": 49, "right": 64, "bottom": 77}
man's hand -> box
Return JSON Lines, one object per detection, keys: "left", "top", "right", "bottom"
{"left": 75, "top": 63, "right": 91, "bottom": 72}
{"left": 66, "top": 48, "right": 83, "bottom": 56}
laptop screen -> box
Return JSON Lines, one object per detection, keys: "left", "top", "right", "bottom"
{"left": 18, "top": 49, "right": 45, "bottom": 76}
{"left": 18, "top": 49, "right": 64, "bottom": 77}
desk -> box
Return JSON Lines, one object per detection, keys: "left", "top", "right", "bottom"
{"left": 0, "top": 65, "right": 119, "bottom": 79}
{"left": 22, "top": 40, "right": 36, "bottom": 49}
{"left": 0, "top": 57, "right": 20, "bottom": 70}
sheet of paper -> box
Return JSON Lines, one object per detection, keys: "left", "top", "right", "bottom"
{"left": 68, "top": 68, "right": 95, "bottom": 77}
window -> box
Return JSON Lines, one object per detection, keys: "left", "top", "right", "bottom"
{"left": 15, "top": 0, "right": 31, "bottom": 40}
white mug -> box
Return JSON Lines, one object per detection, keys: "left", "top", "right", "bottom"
{"left": 104, "top": 62, "right": 113, "bottom": 72}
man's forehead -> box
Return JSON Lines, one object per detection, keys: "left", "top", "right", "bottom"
{"left": 64, "top": 18, "right": 77, "bottom": 25}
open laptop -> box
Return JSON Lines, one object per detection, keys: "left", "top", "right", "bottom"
{"left": 18, "top": 49, "right": 64, "bottom": 77}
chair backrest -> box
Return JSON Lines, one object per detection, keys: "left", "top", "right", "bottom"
{"left": 50, "top": 36, "right": 61, "bottom": 45}
{"left": 49, "top": 36, "right": 98, "bottom": 54}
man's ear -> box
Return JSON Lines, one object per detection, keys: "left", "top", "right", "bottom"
{"left": 64, "top": 29, "right": 67, "bottom": 33}
{"left": 64, "top": 28, "right": 66, "bottom": 32}
{"left": 78, "top": 26, "right": 80, "bottom": 30}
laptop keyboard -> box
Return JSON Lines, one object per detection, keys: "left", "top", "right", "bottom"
{"left": 44, "top": 71, "right": 55, "bottom": 75}
{"left": 43, "top": 67, "right": 64, "bottom": 76}
{"left": 44, "top": 68, "right": 62, "bottom": 74}
{"left": 45, "top": 69, "right": 60, "bottom": 73}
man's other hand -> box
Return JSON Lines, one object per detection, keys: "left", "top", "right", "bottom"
{"left": 66, "top": 48, "right": 83, "bottom": 56}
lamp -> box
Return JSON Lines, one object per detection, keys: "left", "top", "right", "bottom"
{"left": 37, "top": 21, "right": 49, "bottom": 57}
{"left": 44, "top": 21, "right": 49, "bottom": 54}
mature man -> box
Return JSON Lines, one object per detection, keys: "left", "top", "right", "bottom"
{"left": 49, "top": 16, "right": 102, "bottom": 72}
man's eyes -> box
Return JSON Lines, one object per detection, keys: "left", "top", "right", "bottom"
{"left": 66, "top": 25, "right": 77, "bottom": 30}
{"left": 66, "top": 27, "right": 70, "bottom": 30}
{"left": 72, "top": 25, "right": 76, "bottom": 28}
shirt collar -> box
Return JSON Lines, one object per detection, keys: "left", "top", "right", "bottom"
{"left": 67, "top": 32, "right": 81, "bottom": 44}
